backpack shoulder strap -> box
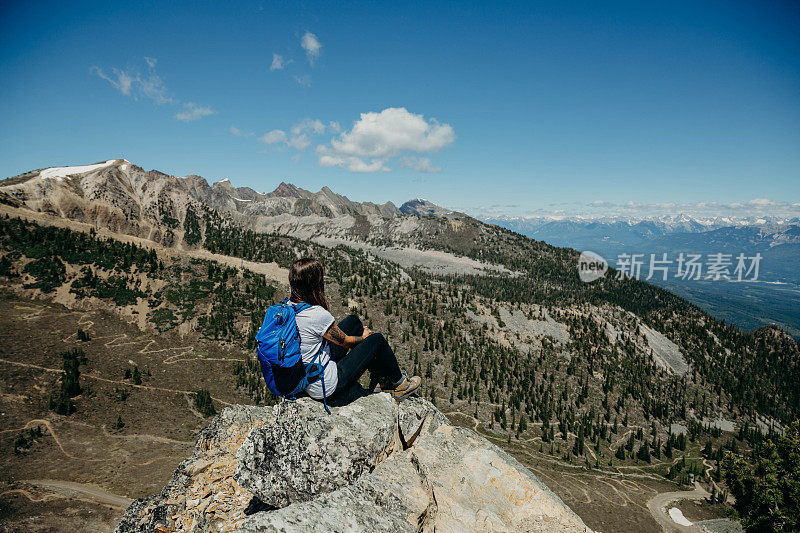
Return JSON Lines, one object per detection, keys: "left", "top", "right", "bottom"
{"left": 293, "top": 302, "right": 311, "bottom": 313}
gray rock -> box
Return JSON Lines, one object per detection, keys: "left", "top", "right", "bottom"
{"left": 396, "top": 396, "right": 448, "bottom": 445}
{"left": 233, "top": 393, "right": 401, "bottom": 508}
{"left": 239, "top": 413, "right": 588, "bottom": 533}
{"left": 114, "top": 404, "right": 275, "bottom": 533}
{"left": 238, "top": 452, "right": 432, "bottom": 532}
{"left": 115, "top": 390, "right": 590, "bottom": 533}
{"left": 409, "top": 423, "right": 588, "bottom": 532}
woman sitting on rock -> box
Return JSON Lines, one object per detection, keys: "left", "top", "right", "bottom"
{"left": 288, "top": 257, "right": 422, "bottom": 402}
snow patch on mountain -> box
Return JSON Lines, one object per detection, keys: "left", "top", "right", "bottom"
{"left": 39, "top": 160, "right": 117, "bottom": 181}
{"left": 668, "top": 507, "right": 693, "bottom": 527}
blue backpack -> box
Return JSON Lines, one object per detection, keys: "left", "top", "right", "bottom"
{"left": 255, "top": 299, "right": 330, "bottom": 413}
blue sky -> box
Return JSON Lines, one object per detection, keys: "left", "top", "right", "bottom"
{"left": 1, "top": 0, "right": 799, "bottom": 217}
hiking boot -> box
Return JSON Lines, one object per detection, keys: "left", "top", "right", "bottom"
{"left": 390, "top": 375, "right": 421, "bottom": 401}
{"left": 368, "top": 376, "right": 382, "bottom": 393}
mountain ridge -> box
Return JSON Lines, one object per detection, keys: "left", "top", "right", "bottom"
{"left": 0, "top": 159, "right": 494, "bottom": 275}
{"left": 0, "top": 158, "right": 406, "bottom": 222}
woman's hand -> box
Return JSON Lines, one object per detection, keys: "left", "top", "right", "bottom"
{"left": 362, "top": 326, "right": 373, "bottom": 338}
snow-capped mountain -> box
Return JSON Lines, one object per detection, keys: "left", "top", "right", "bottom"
{"left": 483, "top": 213, "right": 800, "bottom": 234}
{"left": 482, "top": 213, "right": 800, "bottom": 252}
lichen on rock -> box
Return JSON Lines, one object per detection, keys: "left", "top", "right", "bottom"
{"left": 115, "top": 389, "right": 590, "bottom": 533}
{"left": 233, "top": 392, "right": 401, "bottom": 508}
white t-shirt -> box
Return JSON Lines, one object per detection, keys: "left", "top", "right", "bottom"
{"left": 291, "top": 302, "right": 338, "bottom": 399}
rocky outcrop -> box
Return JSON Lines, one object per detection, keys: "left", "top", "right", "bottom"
{"left": 233, "top": 392, "right": 402, "bottom": 508}
{"left": 115, "top": 391, "right": 589, "bottom": 532}
{"left": 114, "top": 405, "right": 275, "bottom": 532}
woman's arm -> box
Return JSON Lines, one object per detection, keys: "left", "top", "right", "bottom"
{"left": 324, "top": 323, "right": 372, "bottom": 349}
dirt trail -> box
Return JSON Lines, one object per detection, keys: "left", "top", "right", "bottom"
{"left": 16, "top": 303, "right": 241, "bottom": 366}
{"left": 0, "top": 357, "right": 235, "bottom": 406}
{"left": 1, "top": 479, "right": 132, "bottom": 509}
{"left": 646, "top": 482, "right": 710, "bottom": 532}
{"left": 1, "top": 417, "right": 192, "bottom": 446}
{"left": 0, "top": 418, "right": 184, "bottom": 466}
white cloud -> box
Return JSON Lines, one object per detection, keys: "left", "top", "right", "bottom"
{"left": 286, "top": 134, "right": 311, "bottom": 151}
{"left": 175, "top": 102, "right": 216, "bottom": 122}
{"left": 258, "top": 120, "right": 326, "bottom": 153}
{"left": 319, "top": 154, "right": 390, "bottom": 173}
{"left": 230, "top": 125, "right": 253, "bottom": 137}
{"left": 141, "top": 75, "right": 173, "bottom": 105}
{"left": 93, "top": 67, "right": 135, "bottom": 96}
{"left": 271, "top": 53, "right": 290, "bottom": 71}
{"left": 260, "top": 129, "right": 287, "bottom": 144}
{"left": 554, "top": 197, "right": 800, "bottom": 220}
{"left": 330, "top": 108, "right": 454, "bottom": 158}
{"left": 747, "top": 198, "right": 779, "bottom": 207}
{"left": 92, "top": 58, "right": 173, "bottom": 105}
{"left": 316, "top": 107, "right": 455, "bottom": 173}
{"left": 291, "top": 118, "right": 326, "bottom": 135}
{"left": 293, "top": 74, "right": 312, "bottom": 87}
{"left": 94, "top": 57, "right": 215, "bottom": 122}
{"left": 256, "top": 110, "right": 453, "bottom": 173}
{"left": 400, "top": 156, "right": 441, "bottom": 173}
{"left": 301, "top": 31, "right": 322, "bottom": 65}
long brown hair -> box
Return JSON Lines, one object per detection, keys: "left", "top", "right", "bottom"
{"left": 289, "top": 258, "right": 329, "bottom": 310}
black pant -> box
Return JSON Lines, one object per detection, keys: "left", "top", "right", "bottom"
{"left": 329, "top": 315, "right": 403, "bottom": 395}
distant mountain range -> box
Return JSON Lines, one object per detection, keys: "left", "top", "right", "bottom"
{"left": 0, "top": 159, "right": 464, "bottom": 223}
{"left": 483, "top": 214, "right": 800, "bottom": 336}
{"left": 0, "top": 158, "right": 422, "bottom": 219}
{"left": 483, "top": 213, "right": 800, "bottom": 242}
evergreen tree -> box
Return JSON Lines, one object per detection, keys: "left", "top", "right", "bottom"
{"left": 194, "top": 389, "right": 217, "bottom": 417}
{"left": 722, "top": 419, "right": 800, "bottom": 532}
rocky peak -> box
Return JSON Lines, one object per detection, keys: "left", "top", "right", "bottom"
{"left": 114, "top": 389, "right": 589, "bottom": 532}
{"left": 212, "top": 178, "right": 236, "bottom": 191}
{"left": 270, "top": 182, "right": 304, "bottom": 198}
{"left": 400, "top": 198, "right": 451, "bottom": 217}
